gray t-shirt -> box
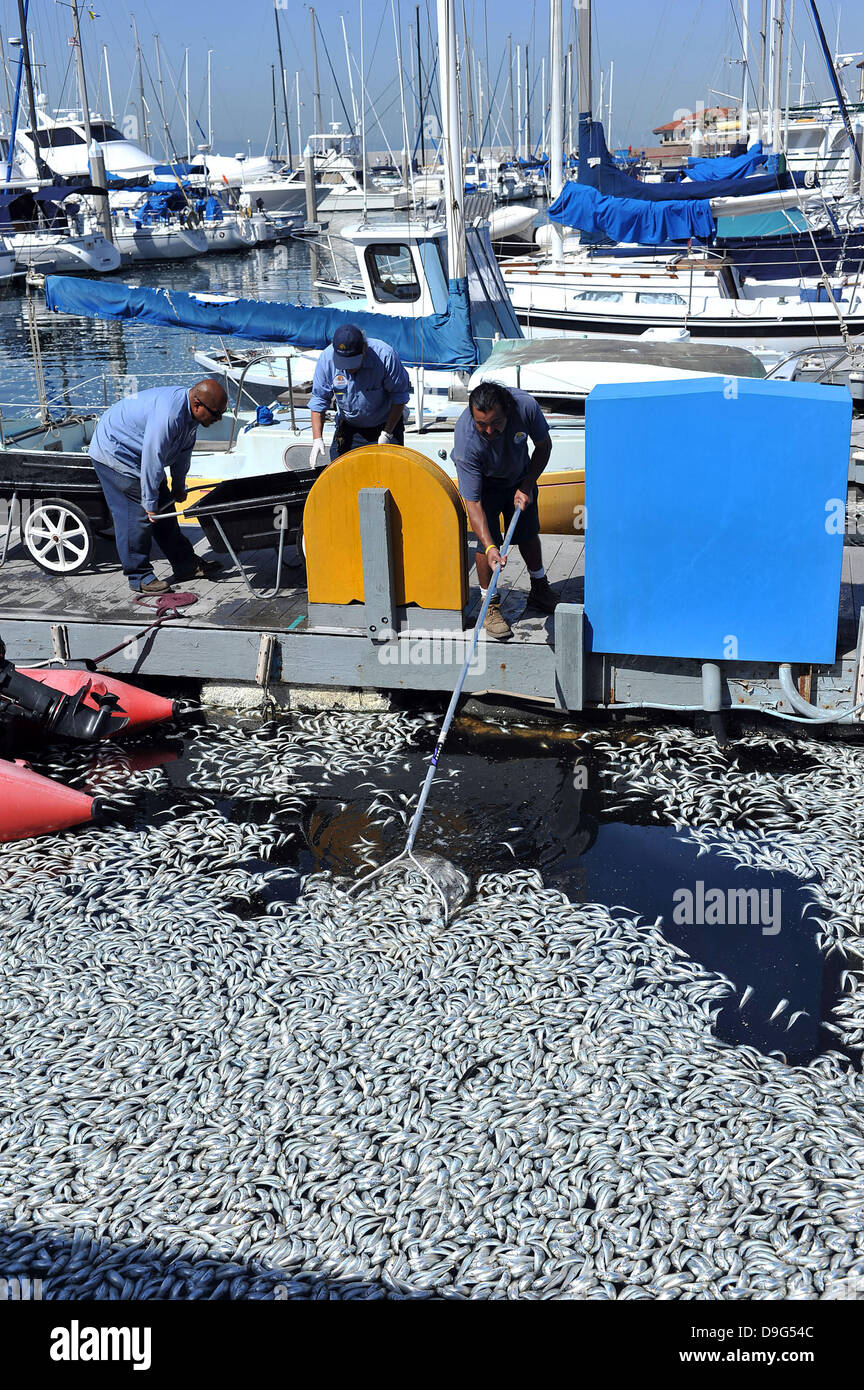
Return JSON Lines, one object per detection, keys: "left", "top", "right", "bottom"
{"left": 450, "top": 388, "right": 551, "bottom": 502}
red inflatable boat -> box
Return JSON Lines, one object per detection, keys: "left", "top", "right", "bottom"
{"left": 0, "top": 758, "right": 101, "bottom": 842}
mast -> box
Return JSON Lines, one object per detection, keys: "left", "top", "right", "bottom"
{"left": 607, "top": 58, "right": 614, "bottom": 146}
{"left": 460, "top": 0, "right": 475, "bottom": 160}
{"left": 437, "top": 0, "right": 465, "bottom": 280}
{"left": 271, "top": 64, "right": 278, "bottom": 158}
{"left": 576, "top": 0, "right": 591, "bottom": 116}
{"left": 566, "top": 43, "right": 573, "bottom": 154}
{"left": 771, "top": 0, "right": 785, "bottom": 150}
{"left": 70, "top": 0, "right": 112, "bottom": 243}
{"left": 310, "top": 8, "right": 322, "bottom": 131}
{"left": 16, "top": 0, "right": 50, "bottom": 178}
{"left": 392, "top": 0, "right": 413, "bottom": 197}
{"left": 516, "top": 42, "right": 522, "bottom": 160}
{"left": 525, "top": 44, "right": 530, "bottom": 156}
{"left": 757, "top": 0, "right": 768, "bottom": 140}
{"left": 740, "top": 0, "right": 749, "bottom": 143}
{"left": 549, "top": 0, "right": 563, "bottom": 262}
{"left": 360, "top": 0, "right": 367, "bottom": 219}
{"left": 784, "top": 0, "right": 794, "bottom": 146}
{"left": 341, "top": 15, "right": 359, "bottom": 131}
{"left": 131, "top": 15, "right": 150, "bottom": 153}
{"left": 207, "top": 49, "right": 212, "bottom": 148}
{"left": 295, "top": 71, "right": 302, "bottom": 158}
{"left": 70, "top": 0, "right": 93, "bottom": 147}
{"left": 476, "top": 55, "right": 483, "bottom": 163}
{"left": 184, "top": 48, "right": 190, "bottom": 160}
{"left": 273, "top": 0, "right": 293, "bottom": 166}
{"left": 416, "top": 7, "right": 426, "bottom": 170}
{"left": 153, "top": 34, "right": 173, "bottom": 161}
{"left": 508, "top": 35, "right": 515, "bottom": 162}
{"left": 102, "top": 44, "right": 114, "bottom": 122}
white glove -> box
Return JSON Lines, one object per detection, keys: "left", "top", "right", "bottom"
{"left": 377, "top": 430, "right": 397, "bottom": 445}
{"left": 309, "top": 437, "right": 328, "bottom": 467}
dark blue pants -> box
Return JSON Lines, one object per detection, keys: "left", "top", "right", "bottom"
{"left": 92, "top": 460, "right": 196, "bottom": 590}
{"left": 330, "top": 418, "right": 405, "bottom": 460}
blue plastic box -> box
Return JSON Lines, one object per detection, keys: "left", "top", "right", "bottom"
{"left": 585, "top": 376, "right": 852, "bottom": 663}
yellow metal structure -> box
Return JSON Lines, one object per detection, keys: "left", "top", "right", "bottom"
{"left": 304, "top": 445, "right": 468, "bottom": 609}
{"left": 536, "top": 470, "right": 585, "bottom": 534}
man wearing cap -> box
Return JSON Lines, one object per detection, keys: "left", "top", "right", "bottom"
{"left": 451, "top": 380, "right": 558, "bottom": 641}
{"left": 89, "top": 378, "right": 227, "bottom": 595}
{"left": 308, "top": 324, "right": 411, "bottom": 465}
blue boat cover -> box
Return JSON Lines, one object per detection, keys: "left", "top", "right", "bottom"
{"left": 686, "top": 142, "right": 768, "bottom": 182}
{"left": 547, "top": 180, "right": 715, "bottom": 243}
{"left": 44, "top": 275, "right": 480, "bottom": 369}
{"left": 577, "top": 115, "right": 810, "bottom": 202}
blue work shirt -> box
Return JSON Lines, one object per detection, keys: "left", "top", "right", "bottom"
{"left": 89, "top": 386, "right": 198, "bottom": 513}
{"left": 308, "top": 338, "right": 411, "bottom": 429}
{"left": 451, "top": 388, "right": 551, "bottom": 502}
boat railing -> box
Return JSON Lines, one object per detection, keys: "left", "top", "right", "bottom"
{"left": 226, "top": 354, "right": 300, "bottom": 449}
{"left": 0, "top": 370, "right": 181, "bottom": 439}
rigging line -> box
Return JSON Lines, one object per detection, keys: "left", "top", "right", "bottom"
{"left": 477, "top": 47, "right": 507, "bottom": 154}
{"left": 312, "top": 11, "right": 355, "bottom": 131}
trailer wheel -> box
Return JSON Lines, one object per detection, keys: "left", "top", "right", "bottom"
{"left": 24, "top": 500, "right": 95, "bottom": 574}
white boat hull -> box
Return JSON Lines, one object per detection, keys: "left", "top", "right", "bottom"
{"left": 115, "top": 225, "right": 208, "bottom": 263}
{"left": 202, "top": 219, "right": 255, "bottom": 253}
{"left": 11, "top": 232, "right": 120, "bottom": 274}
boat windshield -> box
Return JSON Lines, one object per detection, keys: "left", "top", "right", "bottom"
{"left": 89, "top": 123, "right": 126, "bottom": 143}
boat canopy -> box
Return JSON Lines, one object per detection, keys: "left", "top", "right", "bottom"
{"left": 470, "top": 336, "right": 768, "bottom": 392}
{"left": 547, "top": 180, "right": 715, "bottom": 243}
{"left": 44, "top": 274, "right": 481, "bottom": 369}
{"left": 0, "top": 182, "right": 107, "bottom": 226}
{"left": 685, "top": 142, "right": 771, "bottom": 182}
{"left": 577, "top": 115, "right": 811, "bottom": 202}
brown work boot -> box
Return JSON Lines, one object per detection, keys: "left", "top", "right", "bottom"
{"left": 136, "top": 577, "right": 173, "bottom": 595}
{"left": 528, "top": 576, "right": 558, "bottom": 613}
{"left": 483, "top": 595, "right": 512, "bottom": 640}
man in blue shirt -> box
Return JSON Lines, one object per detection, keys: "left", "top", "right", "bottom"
{"left": 308, "top": 324, "right": 411, "bottom": 465}
{"left": 451, "top": 380, "right": 558, "bottom": 640}
{"left": 89, "top": 379, "right": 228, "bottom": 594}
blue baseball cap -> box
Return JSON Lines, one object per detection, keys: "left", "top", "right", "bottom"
{"left": 332, "top": 323, "right": 366, "bottom": 370}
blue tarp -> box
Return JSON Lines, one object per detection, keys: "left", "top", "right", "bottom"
{"left": 44, "top": 275, "right": 480, "bottom": 370}
{"left": 686, "top": 142, "right": 768, "bottom": 182}
{"left": 577, "top": 115, "right": 810, "bottom": 202}
{"left": 547, "top": 180, "right": 715, "bottom": 244}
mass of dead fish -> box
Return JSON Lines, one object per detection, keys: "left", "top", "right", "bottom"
{"left": 0, "top": 712, "right": 863, "bottom": 1300}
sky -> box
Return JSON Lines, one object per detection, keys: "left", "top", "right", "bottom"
{"left": 1, "top": 0, "right": 860, "bottom": 158}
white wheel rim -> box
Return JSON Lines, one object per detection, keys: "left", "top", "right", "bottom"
{"left": 25, "top": 506, "right": 90, "bottom": 572}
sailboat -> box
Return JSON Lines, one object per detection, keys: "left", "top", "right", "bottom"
{"left": 500, "top": 2, "right": 864, "bottom": 350}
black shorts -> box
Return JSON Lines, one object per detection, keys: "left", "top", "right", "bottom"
{"left": 479, "top": 481, "right": 540, "bottom": 548}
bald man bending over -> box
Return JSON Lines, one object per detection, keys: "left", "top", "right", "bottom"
{"left": 90, "top": 378, "right": 229, "bottom": 594}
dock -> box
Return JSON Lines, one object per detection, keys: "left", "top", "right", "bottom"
{"left": 2, "top": 522, "right": 864, "bottom": 719}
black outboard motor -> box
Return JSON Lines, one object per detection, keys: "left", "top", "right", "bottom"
{"left": 0, "top": 637, "right": 130, "bottom": 742}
